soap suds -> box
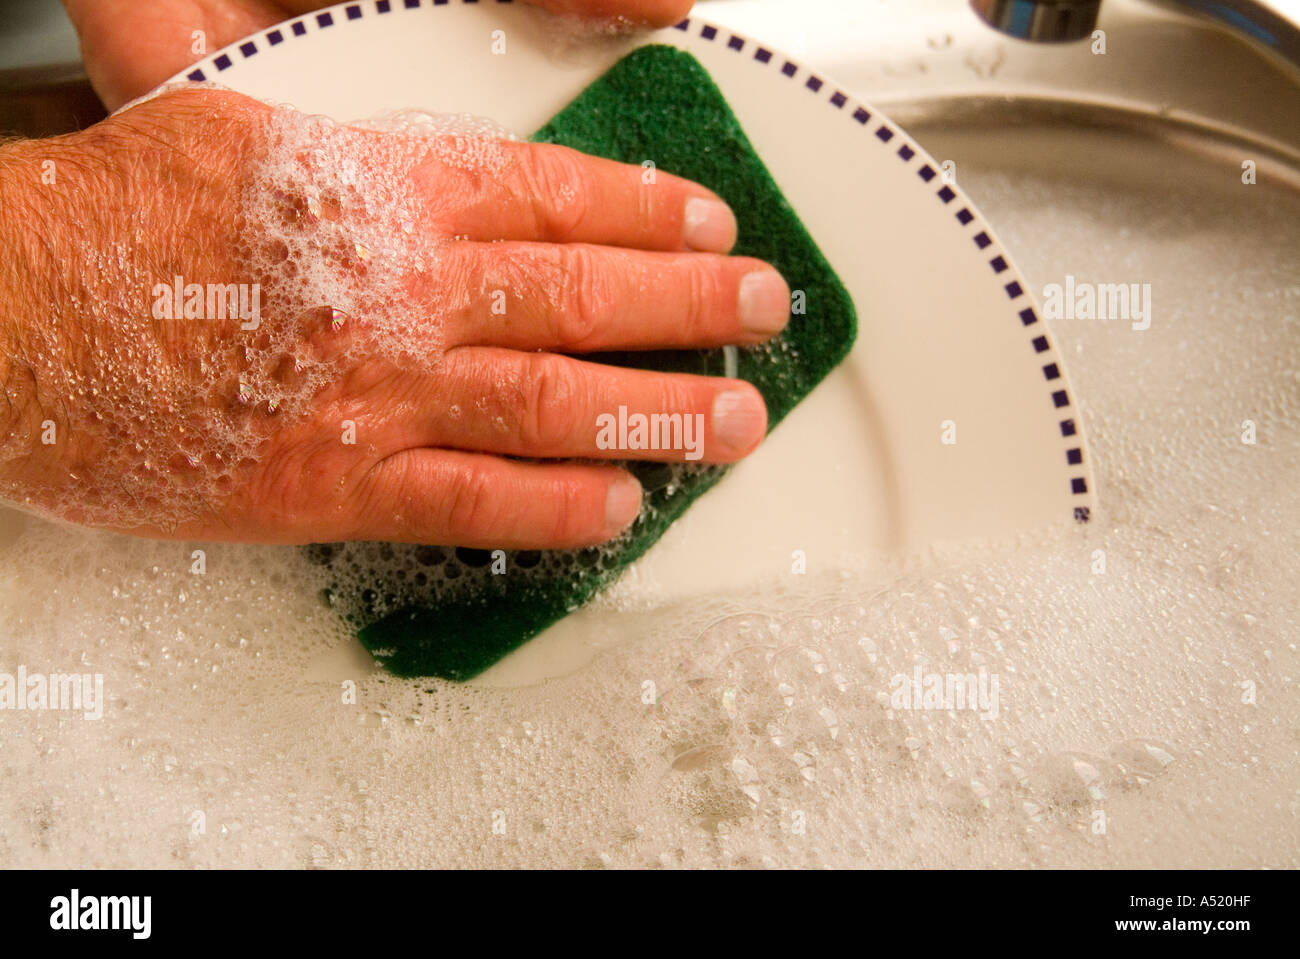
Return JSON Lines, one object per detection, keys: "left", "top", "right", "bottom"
{"left": 0, "top": 117, "right": 1295, "bottom": 867}
{"left": 0, "top": 94, "right": 517, "bottom": 533}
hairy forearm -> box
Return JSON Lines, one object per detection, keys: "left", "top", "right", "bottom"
{"left": 0, "top": 129, "right": 126, "bottom": 493}
{"left": 0, "top": 93, "right": 271, "bottom": 529}
{"left": 0, "top": 137, "right": 60, "bottom": 471}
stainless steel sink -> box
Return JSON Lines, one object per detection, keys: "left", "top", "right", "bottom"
{"left": 711, "top": 0, "right": 1300, "bottom": 167}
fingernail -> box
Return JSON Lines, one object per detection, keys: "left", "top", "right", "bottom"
{"left": 604, "top": 473, "right": 643, "bottom": 536}
{"left": 738, "top": 269, "right": 790, "bottom": 335}
{"left": 711, "top": 389, "right": 768, "bottom": 455}
{"left": 684, "top": 196, "right": 737, "bottom": 252}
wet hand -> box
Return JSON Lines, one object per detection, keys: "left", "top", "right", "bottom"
{"left": 0, "top": 88, "right": 786, "bottom": 548}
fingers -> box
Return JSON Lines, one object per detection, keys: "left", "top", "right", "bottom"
{"left": 354, "top": 448, "right": 643, "bottom": 548}
{"left": 521, "top": 0, "right": 694, "bottom": 27}
{"left": 401, "top": 347, "right": 769, "bottom": 463}
{"left": 441, "top": 242, "right": 790, "bottom": 351}
{"left": 439, "top": 141, "right": 737, "bottom": 252}
{"left": 64, "top": 0, "right": 289, "bottom": 110}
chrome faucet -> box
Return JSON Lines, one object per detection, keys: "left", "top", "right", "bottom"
{"left": 971, "top": 0, "right": 1300, "bottom": 69}
{"left": 971, "top": 0, "right": 1102, "bottom": 41}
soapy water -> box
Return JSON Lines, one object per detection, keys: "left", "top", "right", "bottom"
{"left": 311, "top": 459, "right": 721, "bottom": 629}
{"left": 0, "top": 117, "right": 1297, "bottom": 867}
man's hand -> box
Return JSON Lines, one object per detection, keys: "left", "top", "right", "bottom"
{"left": 63, "top": 0, "right": 695, "bottom": 112}
{"left": 0, "top": 88, "right": 783, "bottom": 548}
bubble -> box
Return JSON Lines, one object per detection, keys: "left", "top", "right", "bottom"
{"left": 1109, "top": 739, "right": 1176, "bottom": 787}
{"left": 0, "top": 96, "right": 519, "bottom": 534}
{"left": 0, "top": 87, "right": 1295, "bottom": 870}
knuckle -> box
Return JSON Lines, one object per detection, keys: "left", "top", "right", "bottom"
{"left": 520, "top": 354, "right": 582, "bottom": 452}
{"left": 660, "top": 380, "right": 699, "bottom": 426}
{"left": 684, "top": 257, "right": 724, "bottom": 336}
{"left": 438, "top": 462, "right": 501, "bottom": 541}
{"left": 347, "top": 454, "right": 398, "bottom": 538}
{"left": 524, "top": 147, "right": 591, "bottom": 239}
{"left": 555, "top": 245, "right": 607, "bottom": 349}
{"left": 546, "top": 474, "right": 595, "bottom": 544}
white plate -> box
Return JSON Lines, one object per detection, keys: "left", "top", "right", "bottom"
{"left": 167, "top": 0, "right": 1096, "bottom": 683}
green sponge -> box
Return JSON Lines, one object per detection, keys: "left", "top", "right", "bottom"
{"left": 317, "top": 44, "right": 857, "bottom": 680}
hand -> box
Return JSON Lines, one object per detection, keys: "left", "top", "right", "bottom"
{"left": 63, "top": 0, "right": 695, "bottom": 111}
{"left": 0, "top": 89, "right": 785, "bottom": 548}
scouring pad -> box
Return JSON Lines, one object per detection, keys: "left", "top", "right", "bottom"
{"left": 317, "top": 44, "right": 858, "bottom": 680}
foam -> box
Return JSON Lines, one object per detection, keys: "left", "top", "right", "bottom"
{"left": 0, "top": 110, "right": 1295, "bottom": 867}
{"left": 0, "top": 92, "right": 516, "bottom": 532}
{"left": 313, "top": 457, "right": 710, "bottom": 628}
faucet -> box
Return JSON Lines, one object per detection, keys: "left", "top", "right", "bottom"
{"left": 971, "top": 0, "right": 1102, "bottom": 41}
{"left": 971, "top": 0, "right": 1300, "bottom": 68}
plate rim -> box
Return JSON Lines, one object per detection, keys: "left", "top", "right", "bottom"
{"left": 167, "top": 0, "right": 1097, "bottom": 528}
